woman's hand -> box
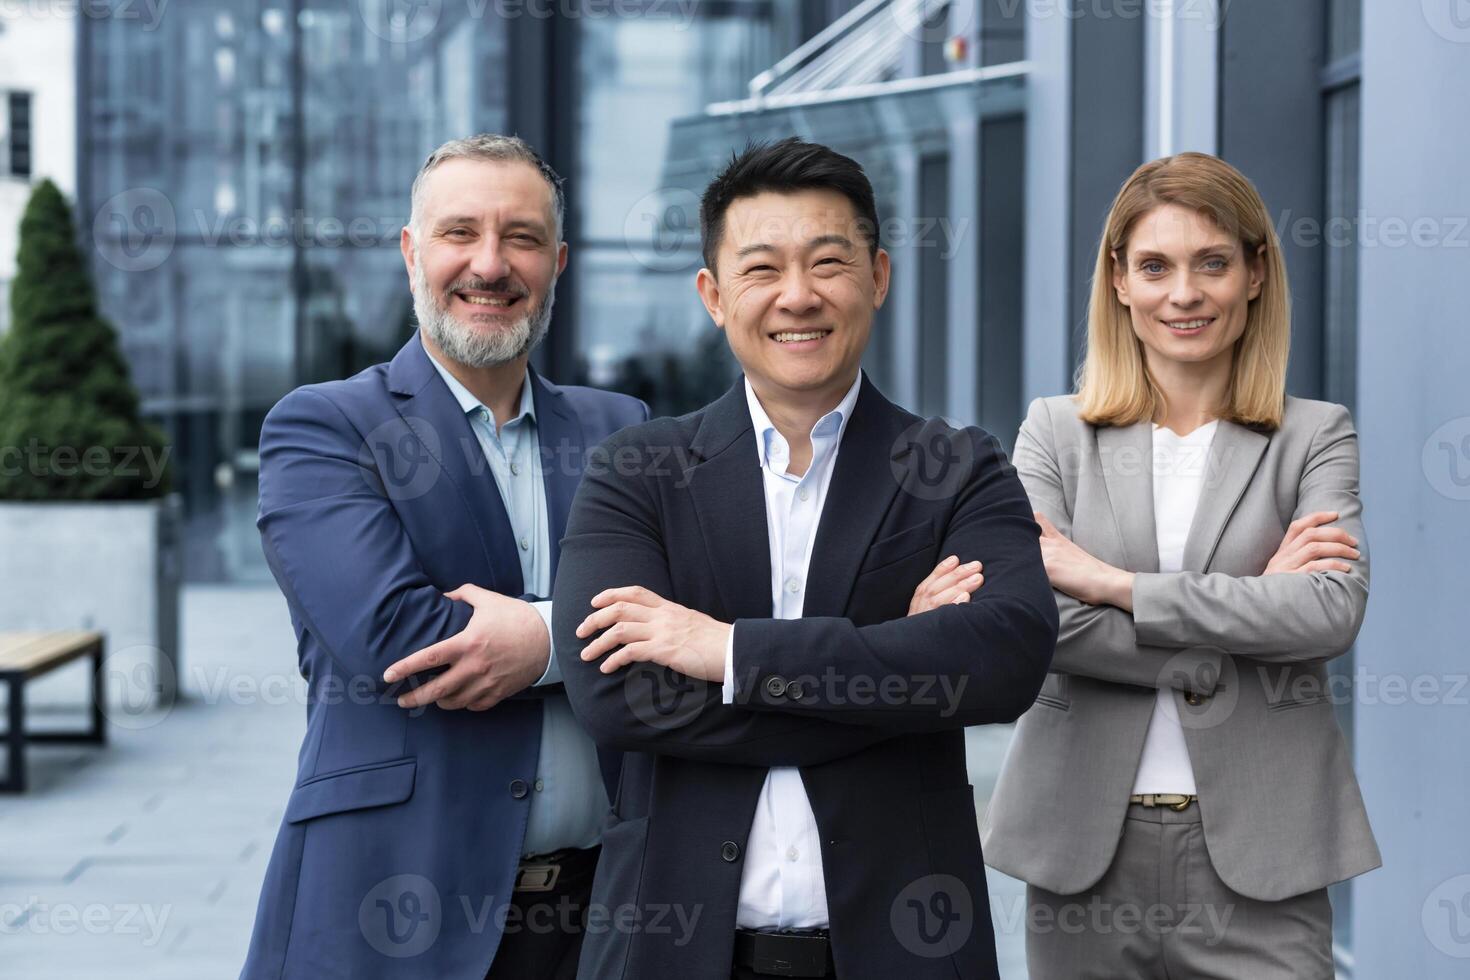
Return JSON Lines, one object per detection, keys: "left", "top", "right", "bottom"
{"left": 1263, "top": 511, "right": 1359, "bottom": 575}
{"left": 1034, "top": 511, "right": 1135, "bottom": 610}
{"left": 908, "top": 556, "right": 984, "bottom": 615}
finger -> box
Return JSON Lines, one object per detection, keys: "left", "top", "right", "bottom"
{"left": 1033, "top": 511, "right": 1059, "bottom": 536}
{"left": 591, "top": 585, "right": 663, "bottom": 610}
{"left": 1296, "top": 559, "right": 1354, "bottom": 575}
{"left": 929, "top": 574, "right": 984, "bottom": 608}
{"left": 600, "top": 641, "right": 656, "bottom": 674}
{"left": 1283, "top": 511, "right": 1340, "bottom": 545}
{"left": 925, "top": 561, "right": 983, "bottom": 598}
{"left": 579, "top": 621, "right": 654, "bottom": 662}
{"left": 914, "top": 556, "right": 961, "bottom": 596}
{"left": 1296, "top": 526, "right": 1359, "bottom": 547}
{"left": 444, "top": 583, "right": 482, "bottom": 603}
{"left": 384, "top": 636, "right": 461, "bottom": 684}
{"left": 1295, "top": 541, "right": 1359, "bottom": 562}
{"left": 576, "top": 600, "right": 655, "bottom": 639}
{"left": 397, "top": 661, "right": 476, "bottom": 708}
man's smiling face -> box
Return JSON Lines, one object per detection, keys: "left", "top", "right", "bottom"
{"left": 402, "top": 156, "right": 567, "bottom": 367}
{"left": 696, "top": 188, "right": 889, "bottom": 400}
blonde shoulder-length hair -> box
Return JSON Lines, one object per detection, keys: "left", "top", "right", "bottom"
{"left": 1075, "top": 152, "right": 1290, "bottom": 430}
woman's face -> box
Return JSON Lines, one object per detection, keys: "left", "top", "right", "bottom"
{"left": 1112, "top": 203, "right": 1265, "bottom": 370}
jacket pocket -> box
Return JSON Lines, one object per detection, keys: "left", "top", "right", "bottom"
{"left": 285, "top": 757, "right": 417, "bottom": 823}
{"left": 857, "top": 521, "right": 936, "bottom": 578}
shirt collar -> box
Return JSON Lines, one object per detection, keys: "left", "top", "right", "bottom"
{"left": 426, "top": 349, "right": 536, "bottom": 428}
{"left": 743, "top": 371, "right": 863, "bottom": 472}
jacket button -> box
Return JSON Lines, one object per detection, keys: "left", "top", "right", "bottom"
{"left": 787, "top": 682, "right": 806, "bottom": 701}
{"left": 764, "top": 676, "right": 788, "bottom": 698}
{"left": 509, "top": 778, "right": 529, "bottom": 799}
{"left": 720, "top": 840, "right": 741, "bottom": 862}
{"left": 1184, "top": 691, "right": 1207, "bottom": 706}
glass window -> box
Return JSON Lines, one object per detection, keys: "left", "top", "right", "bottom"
{"left": 2, "top": 91, "right": 32, "bottom": 178}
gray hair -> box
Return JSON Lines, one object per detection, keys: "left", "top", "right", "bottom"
{"left": 408, "top": 134, "right": 565, "bottom": 242}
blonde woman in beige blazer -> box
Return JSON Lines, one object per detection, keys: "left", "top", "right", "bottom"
{"left": 982, "top": 153, "right": 1380, "bottom": 977}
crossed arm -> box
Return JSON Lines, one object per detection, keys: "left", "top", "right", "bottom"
{"left": 1016, "top": 399, "right": 1369, "bottom": 696}
{"left": 552, "top": 429, "right": 1058, "bottom": 762}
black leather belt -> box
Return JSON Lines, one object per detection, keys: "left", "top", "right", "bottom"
{"left": 734, "top": 927, "right": 834, "bottom": 977}
{"left": 514, "top": 845, "right": 599, "bottom": 893}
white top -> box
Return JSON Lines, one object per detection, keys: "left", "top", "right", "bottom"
{"left": 718, "top": 371, "right": 864, "bottom": 929}
{"left": 1130, "top": 419, "right": 1219, "bottom": 796}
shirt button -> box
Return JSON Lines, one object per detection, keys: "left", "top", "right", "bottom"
{"left": 509, "top": 779, "right": 528, "bottom": 799}
{"left": 520, "top": 536, "right": 530, "bottom": 551}
{"left": 534, "top": 778, "right": 544, "bottom": 793}
{"left": 785, "top": 577, "right": 800, "bottom": 594}
{"left": 786, "top": 846, "right": 799, "bottom": 862}
{"left": 477, "top": 408, "right": 490, "bottom": 422}
{"left": 798, "top": 488, "right": 810, "bottom": 502}
{"left": 510, "top": 460, "right": 521, "bottom": 475}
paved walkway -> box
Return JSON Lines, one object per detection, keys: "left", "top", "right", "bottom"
{"left": 0, "top": 586, "right": 1029, "bottom": 979}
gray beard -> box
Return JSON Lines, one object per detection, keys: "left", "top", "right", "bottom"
{"left": 412, "top": 258, "right": 554, "bottom": 368}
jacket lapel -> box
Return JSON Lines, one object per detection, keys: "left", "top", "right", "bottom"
{"left": 1096, "top": 422, "right": 1160, "bottom": 574}
{"left": 1181, "top": 420, "right": 1269, "bottom": 573}
{"left": 386, "top": 333, "right": 523, "bottom": 595}
{"left": 528, "top": 365, "right": 582, "bottom": 585}
{"left": 802, "top": 376, "right": 908, "bottom": 618}
{"left": 686, "top": 381, "right": 774, "bottom": 622}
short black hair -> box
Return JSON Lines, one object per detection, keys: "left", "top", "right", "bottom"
{"left": 699, "top": 137, "right": 880, "bottom": 274}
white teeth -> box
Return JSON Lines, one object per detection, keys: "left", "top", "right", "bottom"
{"left": 1166, "top": 318, "right": 1211, "bottom": 330}
{"left": 461, "top": 294, "right": 515, "bottom": 307}
{"left": 772, "top": 330, "right": 829, "bottom": 343}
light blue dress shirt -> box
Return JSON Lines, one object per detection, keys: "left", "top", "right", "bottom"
{"left": 427, "top": 353, "right": 607, "bottom": 857}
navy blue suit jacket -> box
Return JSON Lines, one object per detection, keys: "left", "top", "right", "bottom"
{"left": 240, "top": 333, "right": 647, "bottom": 980}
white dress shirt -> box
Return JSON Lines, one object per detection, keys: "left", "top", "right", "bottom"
{"left": 719, "top": 371, "right": 863, "bottom": 930}
{"left": 1131, "top": 419, "right": 1219, "bottom": 795}
{"left": 426, "top": 352, "right": 607, "bottom": 856}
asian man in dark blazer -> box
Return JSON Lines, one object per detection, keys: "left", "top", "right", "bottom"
{"left": 551, "top": 138, "right": 1059, "bottom": 980}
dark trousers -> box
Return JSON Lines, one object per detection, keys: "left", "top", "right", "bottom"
{"left": 485, "top": 845, "right": 600, "bottom": 980}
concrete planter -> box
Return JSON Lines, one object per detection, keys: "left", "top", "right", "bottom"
{"left": 0, "top": 495, "right": 182, "bottom": 712}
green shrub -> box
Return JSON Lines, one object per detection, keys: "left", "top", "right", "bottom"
{"left": 0, "top": 180, "right": 170, "bottom": 500}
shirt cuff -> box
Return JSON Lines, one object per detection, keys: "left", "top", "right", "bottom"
{"left": 531, "top": 600, "right": 560, "bottom": 686}
{"left": 721, "top": 623, "right": 737, "bottom": 704}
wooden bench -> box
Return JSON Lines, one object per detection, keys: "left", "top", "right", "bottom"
{"left": 0, "top": 631, "right": 107, "bottom": 792}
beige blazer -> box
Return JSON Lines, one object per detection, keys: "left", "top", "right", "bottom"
{"left": 981, "top": 394, "right": 1381, "bottom": 902}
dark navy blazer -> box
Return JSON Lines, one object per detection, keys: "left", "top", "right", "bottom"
{"left": 240, "top": 333, "right": 646, "bottom": 980}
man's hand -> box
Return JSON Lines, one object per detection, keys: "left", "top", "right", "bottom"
{"left": 1035, "top": 511, "right": 1134, "bottom": 609}
{"left": 908, "top": 555, "right": 984, "bottom": 615}
{"left": 575, "top": 586, "right": 731, "bottom": 682}
{"left": 1263, "top": 511, "right": 1358, "bottom": 576}
{"left": 383, "top": 584, "right": 549, "bottom": 710}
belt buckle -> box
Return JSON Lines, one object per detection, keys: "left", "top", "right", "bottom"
{"left": 515, "top": 860, "right": 561, "bottom": 893}
{"left": 1170, "top": 795, "right": 1192, "bottom": 811}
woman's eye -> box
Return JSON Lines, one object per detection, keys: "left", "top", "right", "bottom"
{"left": 1203, "top": 258, "right": 1227, "bottom": 271}
{"left": 1141, "top": 261, "right": 1165, "bottom": 275}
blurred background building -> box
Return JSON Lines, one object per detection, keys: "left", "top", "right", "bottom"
{"left": 2, "top": 0, "right": 1467, "bottom": 976}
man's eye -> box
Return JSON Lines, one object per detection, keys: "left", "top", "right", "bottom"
{"left": 746, "top": 265, "right": 775, "bottom": 274}
{"left": 815, "top": 257, "right": 842, "bottom": 266}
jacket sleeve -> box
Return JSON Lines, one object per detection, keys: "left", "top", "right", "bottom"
{"left": 257, "top": 387, "right": 472, "bottom": 690}
{"left": 553, "top": 431, "right": 898, "bottom": 767}
{"left": 1011, "top": 397, "right": 1225, "bottom": 695}
{"left": 1130, "top": 403, "right": 1370, "bottom": 665}
{"left": 728, "top": 425, "right": 1059, "bottom": 730}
